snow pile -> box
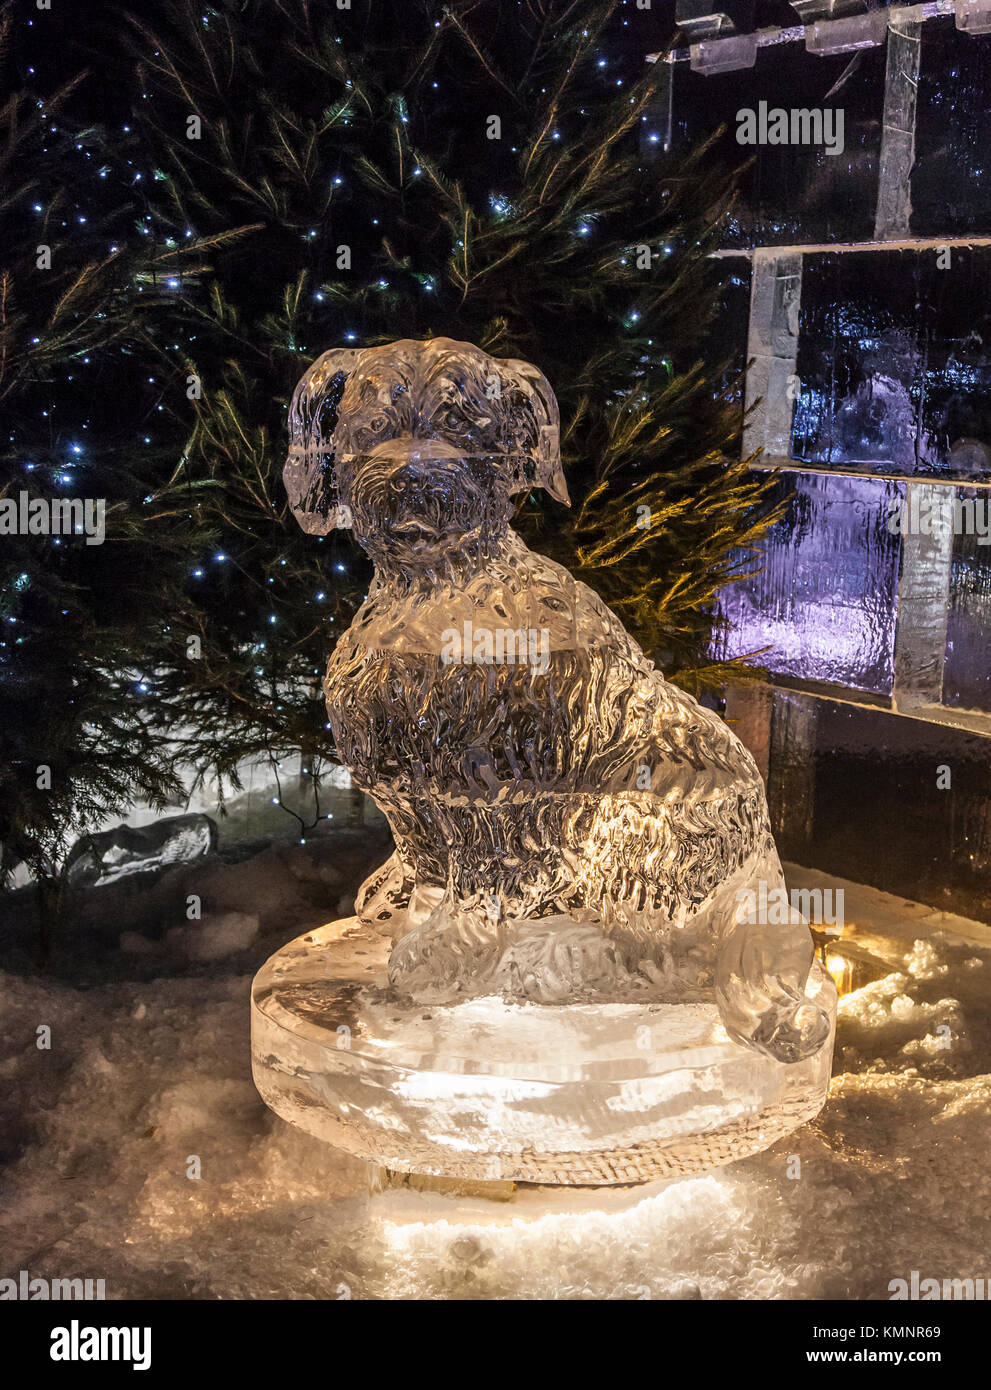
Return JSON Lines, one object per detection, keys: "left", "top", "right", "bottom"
{"left": 834, "top": 931, "right": 987, "bottom": 1080}
{"left": 165, "top": 912, "right": 260, "bottom": 963}
{"left": 2, "top": 848, "right": 991, "bottom": 1300}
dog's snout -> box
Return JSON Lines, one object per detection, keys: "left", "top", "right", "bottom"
{"left": 388, "top": 457, "right": 460, "bottom": 489}
{"left": 337, "top": 425, "right": 508, "bottom": 558}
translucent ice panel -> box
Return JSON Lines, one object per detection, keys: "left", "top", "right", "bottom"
{"left": 707, "top": 263, "right": 752, "bottom": 399}
{"left": 944, "top": 497, "right": 991, "bottom": 712}
{"left": 714, "top": 470, "right": 903, "bottom": 694}
{"left": 665, "top": 43, "right": 885, "bottom": 248}
{"left": 912, "top": 18, "right": 991, "bottom": 237}
{"left": 919, "top": 253, "right": 991, "bottom": 482}
{"left": 792, "top": 250, "right": 991, "bottom": 482}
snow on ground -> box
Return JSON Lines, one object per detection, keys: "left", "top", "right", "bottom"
{"left": 1, "top": 845, "right": 991, "bottom": 1301}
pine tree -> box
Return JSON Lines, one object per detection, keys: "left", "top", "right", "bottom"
{"left": 124, "top": 0, "right": 773, "bottom": 724}
{"left": 0, "top": 1, "right": 238, "bottom": 896}
{"left": 3, "top": 0, "right": 777, "bottom": 894}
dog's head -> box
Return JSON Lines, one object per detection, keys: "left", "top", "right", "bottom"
{"left": 284, "top": 338, "right": 569, "bottom": 566}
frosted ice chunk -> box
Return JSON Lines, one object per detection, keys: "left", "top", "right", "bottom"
{"left": 66, "top": 813, "right": 217, "bottom": 887}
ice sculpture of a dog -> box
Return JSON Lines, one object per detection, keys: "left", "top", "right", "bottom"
{"left": 285, "top": 338, "right": 829, "bottom": 1063}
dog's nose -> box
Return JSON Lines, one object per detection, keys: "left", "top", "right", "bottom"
{"left": 387, "top": 459, "right": 462, "bottom": 497}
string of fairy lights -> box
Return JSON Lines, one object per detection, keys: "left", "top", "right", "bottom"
{"left": 5, "top": 92, "right": 354, "bottom": 673}
{"left": 4, "top": 0, "right": 673, "bottom": 697}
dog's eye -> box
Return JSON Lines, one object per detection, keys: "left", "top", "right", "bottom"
{"left": 367, "top": 414, "right": 388, "bottom": 434}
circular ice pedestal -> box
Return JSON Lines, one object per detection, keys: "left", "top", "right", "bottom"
{"left": 251, "top": 918, "right": 837, "bottom": 1186}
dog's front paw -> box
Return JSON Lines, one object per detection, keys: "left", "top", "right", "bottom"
{"left": 749, "top": 998, "right": 831, "bottom": 1064}
{"left": 388, "top": 903, "right": 504, "bottom": 1002}
{"left": 490, "top": 918, "right": 634, "bottom": 1002}
{"left": 715, "top": 900, "right": 832, "bottom": 1063}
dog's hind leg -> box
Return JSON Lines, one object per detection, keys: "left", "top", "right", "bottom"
{"left": 714, "top": 866, "right": 831, "bottom": 1064}
{"left": 355, "top": 848, "right": 415, "bottom": 935}
{"left": 355, "top": 844, "right": 445, "bottom": 940}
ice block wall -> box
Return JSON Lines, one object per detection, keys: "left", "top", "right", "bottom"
{"left": 657, "top": 0, "right": 991, "bottom": 921}
{"left": 714, "top": 471, "right": 903, "bottom": 694}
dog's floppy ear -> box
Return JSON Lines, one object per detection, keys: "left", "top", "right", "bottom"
{"left": 498, "top": 357, "right": 570, "bottom": 506}
{"left": 284, "top": 347, "right": 359, "bottom": 533}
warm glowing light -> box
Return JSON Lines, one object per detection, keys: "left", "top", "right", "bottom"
{"left": 826, "top": 951, "right": 854, "bottom": 997}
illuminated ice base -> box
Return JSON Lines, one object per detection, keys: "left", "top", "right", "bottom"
{"left": 251, "top": 918, "right": 837, "bottom": 1187}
